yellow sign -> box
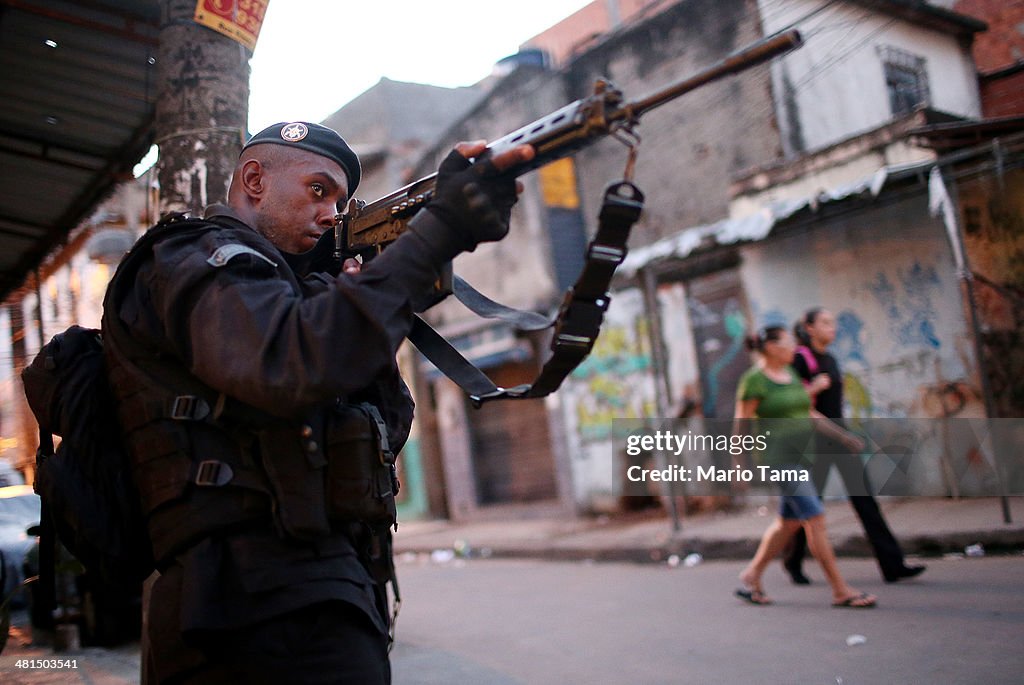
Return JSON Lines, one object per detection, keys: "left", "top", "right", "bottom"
{"left": 538, "top": 157, "right": 580, "bottom": 209}
{"left": 194, "top": 0, "right": 269, "bottom": 52}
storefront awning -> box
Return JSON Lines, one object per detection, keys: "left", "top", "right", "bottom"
{"left": 0, "top": 0, "right": 159, "bottom": 300}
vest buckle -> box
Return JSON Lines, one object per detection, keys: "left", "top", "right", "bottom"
{"left": 170, "top": 395, "right": 210, "bottom": 420}
{"left": 195, "top": 460, "right": 234, "bottom": 487}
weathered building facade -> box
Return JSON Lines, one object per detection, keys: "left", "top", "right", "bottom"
{"left": 408, "top": 0, "right": 1018, "bottom": 514}
{"left": 411, "top": 0, "right": 792, "bottom": 517}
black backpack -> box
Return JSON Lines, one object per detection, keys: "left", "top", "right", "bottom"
{"left": 22, "top": 325, "right": 154, "bottom": 587}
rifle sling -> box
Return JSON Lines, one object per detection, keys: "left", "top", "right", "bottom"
{"left": 451, "top": 276, "right": 552, "bottom": 332}
{"left": 408, "top": 181, "right": 644, "bottom": 406}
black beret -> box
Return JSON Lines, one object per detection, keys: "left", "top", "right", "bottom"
{"left": 242, "top": 122, "right": 361, "bottom": 195}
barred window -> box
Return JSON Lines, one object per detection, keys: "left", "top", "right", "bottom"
{"left": 878, "top": 45, "right": 930, "bottom": 116}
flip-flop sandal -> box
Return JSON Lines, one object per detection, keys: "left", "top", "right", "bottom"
{"left": 735, "top": 587, "right": 773, "bottom": 605}
{"left": 832, "top": 592, "right": 877, "bottom": 608}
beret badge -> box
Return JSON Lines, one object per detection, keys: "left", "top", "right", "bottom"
{"left": 280, "top": 123, "right": 309, "bottom": 142}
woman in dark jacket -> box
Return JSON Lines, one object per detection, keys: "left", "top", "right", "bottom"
{"left": 783, "top": 308, "right": 925, "bottom": 584}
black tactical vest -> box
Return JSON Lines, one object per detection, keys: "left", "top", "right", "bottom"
{"left": 102, "top": 215, "right": 399, "bottom": 567}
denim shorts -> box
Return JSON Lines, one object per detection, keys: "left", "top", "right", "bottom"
{"left": 771, "top": 465, "right": 824, "bottom": 520}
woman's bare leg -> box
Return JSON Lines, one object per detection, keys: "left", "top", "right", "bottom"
{"left": 739, "top": 517, "right": 802, "bottom": 600}
{"left": 803, "top": 514, "right": 876, "bottom": 606}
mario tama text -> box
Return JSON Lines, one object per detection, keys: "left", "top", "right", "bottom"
{"left": 628, "top": 462, "right": 807, "bottom": 484}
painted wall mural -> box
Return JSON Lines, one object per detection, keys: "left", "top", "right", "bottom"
{"left": 559, "top": 287, "right": 659, "bottom": 509}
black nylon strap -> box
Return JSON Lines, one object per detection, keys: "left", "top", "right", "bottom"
{"left": 409, "top": 181, "right": 644, "bottom": 406}
{"left": 452, "top": 276, "right": 553, "bottom": 331}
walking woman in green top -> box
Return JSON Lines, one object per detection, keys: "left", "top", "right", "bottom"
{"left": 733, "top": 326, "right": 877, "bottom": 608}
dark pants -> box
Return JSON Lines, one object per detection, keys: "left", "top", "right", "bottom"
{"left": 170, "top": 601, "right": 391, "bottom": 685}
{"left": 147, "top": 565, "right": 390, "bottom": 685}
{"left": 786, "top": 444, "right": 907, "bottom": 579}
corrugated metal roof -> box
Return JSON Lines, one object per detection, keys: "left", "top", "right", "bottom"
{"left": 0, "top": 0, "right": 159, "bottom": 299}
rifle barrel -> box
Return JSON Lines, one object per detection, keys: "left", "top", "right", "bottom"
{"left": 626, "top": 29, "right": 803, "bottom": 120}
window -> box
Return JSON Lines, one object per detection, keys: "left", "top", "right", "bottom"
{"left": 878, "top": 46, "right": 930, "bottom": 116}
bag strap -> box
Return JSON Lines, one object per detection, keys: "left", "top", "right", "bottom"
{"left": 409, "top": 180, "right": 643, "bottom": 406}
{"left": 796, "top": 345, "right": 819, "bottom": 376}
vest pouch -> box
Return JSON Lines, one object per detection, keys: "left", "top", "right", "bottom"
{"left": 325, "top": 402, "right": 398, "bottom": 527}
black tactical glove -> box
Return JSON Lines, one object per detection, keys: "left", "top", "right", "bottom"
{"left": 409, "top": 149, "right": 518, "bottom": 262}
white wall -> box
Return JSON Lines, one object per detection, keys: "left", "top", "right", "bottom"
{"left": 759, "top": 0, "right": 981, "bottom": 156}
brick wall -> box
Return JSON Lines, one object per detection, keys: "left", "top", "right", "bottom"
{"left": 954, "top": 0, "right": 1024, "bottom": 71}
{"left": 980, "top": 67, "right": 1024, "bottom": 117}
{"left": 522, "top": 0, "right": 675, "bottom": 66}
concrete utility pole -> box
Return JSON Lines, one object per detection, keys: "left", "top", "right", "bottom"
{"left": 155, "top": 0, "right": 251, "bottom": 215}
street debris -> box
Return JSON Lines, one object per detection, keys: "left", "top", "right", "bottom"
{"left": 431, "top": 549, "right": 455, "bottom": 563}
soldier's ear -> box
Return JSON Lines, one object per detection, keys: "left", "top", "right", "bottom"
{"left": 239, "top": 159, "right": 266, "bottom": 198}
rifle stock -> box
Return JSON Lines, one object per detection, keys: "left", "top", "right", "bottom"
{"left": 335, "top": 29, "right": 802, "bottom": 259}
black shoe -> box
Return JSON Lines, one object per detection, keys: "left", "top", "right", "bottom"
{"left": 784, "top": 562, "right": 811, "bottom": 585}
{"left": 884, "top": 565, "right": 926, "bottom": 583}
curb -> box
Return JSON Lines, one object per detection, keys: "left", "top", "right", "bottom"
{"left": 394, "top": 528, "right": 1024, "bottom": 565}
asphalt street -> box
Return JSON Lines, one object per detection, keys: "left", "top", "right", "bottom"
{"left": 390, "top": 554, "right": 1024, "bottom": 685}
{"left": 1, "top": 554, "right": 1021, "bottom": 684}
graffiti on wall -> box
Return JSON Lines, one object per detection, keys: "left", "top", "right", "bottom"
{"left": 866, "top": 260, "right": 942, "bottom": 350}
{"left": 570, "top": 319, "right": 655, "bottom": 442}
{"left": 834, "top": 310, "right": 868, "bottom": 367}
{"left": 699, "top": 304, "right": 747, "bottom": 418}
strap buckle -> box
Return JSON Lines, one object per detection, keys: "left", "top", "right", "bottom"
{"left": 468, "top": 383, "right": 531, "bottom": 408}
{"left": 551, "top": 292, "right": 609, "bottom": 352}
{"left": 170, "top": 395, "right": 210, "bottom": 421}
{"left": 195, "top": 460, "right": 234, "bottom": 487}
{"left": 588, "top": 244, "right": 626, "bottom": 264}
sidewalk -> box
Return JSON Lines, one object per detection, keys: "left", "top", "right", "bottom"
{"left": 393, "top": 496, "right": 1024, "bottom": 564}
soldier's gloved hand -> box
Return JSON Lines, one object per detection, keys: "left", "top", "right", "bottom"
{"left": 410, "top": 141, "right": 534, "bottom": 262}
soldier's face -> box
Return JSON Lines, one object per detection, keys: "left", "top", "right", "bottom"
{"left": 255, "top": 152, "right": 349, "bottom": 254}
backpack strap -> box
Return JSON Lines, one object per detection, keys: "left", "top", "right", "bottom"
{"left": 796, "top": 345, "right": 819, "bottom": 377}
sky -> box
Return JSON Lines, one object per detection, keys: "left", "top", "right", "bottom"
{"left": 247, "top": 0, "right": 596, "bottom": 131}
